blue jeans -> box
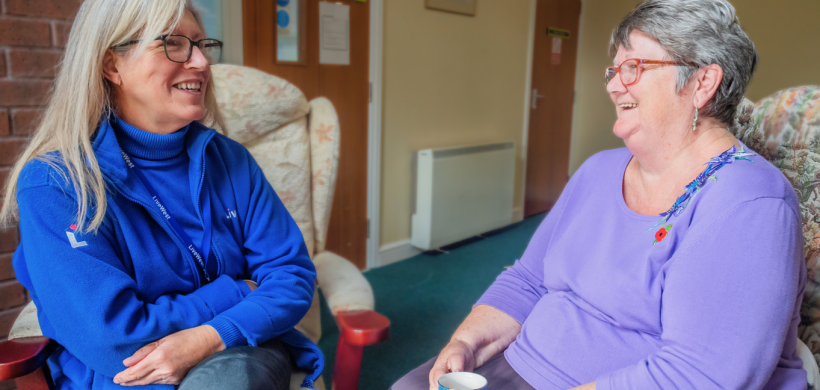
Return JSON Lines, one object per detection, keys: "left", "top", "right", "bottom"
{"left": 178, "top": 339, "right": 293, "bottom": 390}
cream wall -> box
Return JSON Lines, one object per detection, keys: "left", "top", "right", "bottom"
{"left": 379, "top": 1, "right": 532, "bottom": 246}
{"left": 378, "top": 0, "right": 818, "bottom": 247}
{"left": 738, "top": 0, "right": 820, "bottom": 101}
{"left": 569, "top": 0, "right": 820, "bottom": 174}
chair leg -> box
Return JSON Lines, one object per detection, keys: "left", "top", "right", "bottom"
{"left": 331, "top": 335, "right": 363, "bottom": 390}
{"left": 15, "top": 364, "right": 54, "bottom": 390}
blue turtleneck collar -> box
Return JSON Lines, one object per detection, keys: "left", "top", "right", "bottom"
{"left": 112, "top": 115, "right": 190, "bottom": 161}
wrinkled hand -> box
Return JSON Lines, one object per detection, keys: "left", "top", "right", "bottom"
{"left": 113, "top": 325, "right": 225, "bottom": 386}
{"left": 428, "top": 339, "right": 477, "bottom": 390}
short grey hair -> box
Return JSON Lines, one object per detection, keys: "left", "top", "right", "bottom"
{"left": 609, "top": 0, "right": 758, "bottom": 125}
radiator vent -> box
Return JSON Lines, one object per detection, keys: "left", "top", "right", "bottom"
{"left": 411, "top": 142, "right": 516, "bottom": 250}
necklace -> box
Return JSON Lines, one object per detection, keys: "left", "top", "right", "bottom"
{"left": 649, "top": 145, "right": 756, "bottom": 245}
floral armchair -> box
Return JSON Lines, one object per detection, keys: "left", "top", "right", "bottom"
{"left": 0, "top": 65, "right": 389, "bottom": 390}
{"left": 732, "top": 86, "right": 820, "bottom": 386}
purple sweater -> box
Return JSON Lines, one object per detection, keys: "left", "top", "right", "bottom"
{"left": 477, "top": 147, "right": 807, "bottom": 390}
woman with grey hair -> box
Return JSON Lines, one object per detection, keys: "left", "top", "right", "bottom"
{"left": 1, "top": 0, "right": 322, "bottom": 389}
{"left": 393, "top": 0, "right": 806, "bottom": 389}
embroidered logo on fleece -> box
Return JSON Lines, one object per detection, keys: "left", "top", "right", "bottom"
{"left": 226, "top": 208, "right": 237, "bottom": 220}
{"left": 65, "top": 224, "right": 88, "bottom": 248}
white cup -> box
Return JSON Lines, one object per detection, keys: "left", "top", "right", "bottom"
{"left": 438, "top": 372, "right": 488, "bottom": 390}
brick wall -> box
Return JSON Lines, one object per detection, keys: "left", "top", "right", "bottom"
{"left": 0, "top": 0, "right": 81, "bottom": 388}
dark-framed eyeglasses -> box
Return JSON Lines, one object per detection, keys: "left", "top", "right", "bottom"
{"left": 605, "top": 58, "right": 693, "bottom": 87}
{"left": 114, "top": 35, "right": 223, "bottom": 65}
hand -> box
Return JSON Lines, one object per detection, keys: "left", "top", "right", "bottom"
{"left": 428, "top": 339, "right": 477, "bottom": 390}
{"left": 244, "top": 279, "right": 258, "bottom": 292}
{"left": 113, "top": 325, "right": 225, "bottom": 386}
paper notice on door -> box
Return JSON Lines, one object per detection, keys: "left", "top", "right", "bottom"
{"left": 551, "top": 37, "right": 562, "bottom": 65}
{"left": 319, "top": 1, "right": 350, "bottom": 65}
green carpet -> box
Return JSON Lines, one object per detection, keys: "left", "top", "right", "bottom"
{"left": 317, "top": 213, "right": 546, "bottom": 389}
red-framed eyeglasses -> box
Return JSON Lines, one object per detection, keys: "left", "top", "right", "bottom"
{"left": 605, "top": 58, "right": 693, "bottom": 87}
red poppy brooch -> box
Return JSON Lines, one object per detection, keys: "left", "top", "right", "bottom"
{"left": 653, "top": 224, "right": 673, "bottom": 245}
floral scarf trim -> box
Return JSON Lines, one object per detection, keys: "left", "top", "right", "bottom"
{"left": 649, "top": 146, "right": 756, "bottom": 244}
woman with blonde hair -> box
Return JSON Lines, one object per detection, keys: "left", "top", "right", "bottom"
{"left": 0, "top": 1, "right": 322, "bottom": 389}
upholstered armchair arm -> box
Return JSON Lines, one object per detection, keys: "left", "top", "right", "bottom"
{"left": 307, "top": 98, "right": 340, "bottom": 255}
{"left": 313, "top": 251, "right": 374, "bottom": 315}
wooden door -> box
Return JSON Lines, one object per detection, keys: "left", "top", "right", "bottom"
{"left": 524, "top": 0, "right": 581, "bottom": 217}
{"left": 243, "top": 0, "right": 370, "bottom": 269}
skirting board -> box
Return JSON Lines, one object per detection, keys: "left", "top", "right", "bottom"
{"left": 512, "top": 207, "right": 524, "bottom": 223}
{"left": 377, "top": 239, "right": 421, "bottom": 267}
{"left": 377, "top": 208, "right": 525, "bottom": 268}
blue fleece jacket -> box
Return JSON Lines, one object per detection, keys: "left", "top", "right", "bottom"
{"left": 12, "top": 116, "right": 324, "bottom": 390}
{"left": 111, "top": 118, "right": 222, "bottom": 290}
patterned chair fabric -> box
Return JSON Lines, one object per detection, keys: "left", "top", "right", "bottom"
{"left": 211, "top": 65, "right": 316, "bottom": 256}
{"left": 211, "top": 65, "right": 373, "bottom": 390}
{"left": 731, "top": 86, "right": 820, "bottom": 368}
{"left": 308, "top": 98, "right": 341, "bottom": 254}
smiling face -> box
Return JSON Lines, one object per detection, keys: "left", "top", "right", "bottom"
{"left": 107, "top": 10, "right": 210, "bottom": 134}
{"left": 607, "top": 30, "right": 695, "bottom": 153}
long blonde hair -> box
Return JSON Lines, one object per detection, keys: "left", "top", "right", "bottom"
{"left": 0, "top": 0, "right": 225, "bottom": 233}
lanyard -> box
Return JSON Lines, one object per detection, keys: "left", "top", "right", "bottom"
{"left": 120, "top": 150, "right": 212, "bottom": 282}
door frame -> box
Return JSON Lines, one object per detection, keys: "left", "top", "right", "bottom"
{"left": 222, "top": 0, "right": 244, "bottom": 65}
{"left": 520, "top": 0, "right": 586, "bottom": 213}
{"left": 226, "top": 0, "right": 384, "bottom": 269}
{"left": 568, "top": 0, "right": 585, "bottom": 179}
{"left": 519, "top": 0, "right": 537, "bottom": 220}
{"left": 366, "top": 0, "right": 384, "bottom": 270}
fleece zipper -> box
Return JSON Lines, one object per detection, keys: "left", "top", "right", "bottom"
{"left": 191, "top": 131, "right": 224, "bottom": 276}
{"left": 109, "top": 129, "right": 220, "bottom": 289}
{"left": 112, "top": 182, "right": 204, "bottom": 289}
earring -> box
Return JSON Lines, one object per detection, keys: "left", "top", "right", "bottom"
{"left": 692, "top": 109, "right": 699, "bottom": 131}
{"left": 117, "top": 78, "right": 122, "bottom": 86}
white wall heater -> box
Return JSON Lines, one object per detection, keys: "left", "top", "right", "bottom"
{"left": 411, "top": 142, "right": 516, "bottom": 250}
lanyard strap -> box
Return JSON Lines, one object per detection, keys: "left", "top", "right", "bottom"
{"left": 120, "top": 150, "right": 212, "bottom": 282}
